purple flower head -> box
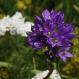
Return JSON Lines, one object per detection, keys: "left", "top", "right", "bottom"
{"left": 27, "top": 9, "right": 75, "bottom": 62}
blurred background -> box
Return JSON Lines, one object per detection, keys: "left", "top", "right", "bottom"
{"left": 0, "top": 0, "right": 79, "bottom": 79}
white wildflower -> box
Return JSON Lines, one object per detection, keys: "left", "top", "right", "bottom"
{"left": 50, "top": 69, "right": 61, "bottom": 79}
{"left": 16, "top": 21, "right": 34, "bottom": 37}
{"left": 0, "top": 16, "right": 11, "bottom": 35}
{"left": 11, "top": 11, "right": 25, "bottom": 27}
{"left": 32, "top": 69, "right": 61, "bottom": 79}
{"left": 0, "top": 11, "right": 34, "bottom": 37}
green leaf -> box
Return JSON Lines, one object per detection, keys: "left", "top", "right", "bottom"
{"left": 0, "top": 62, "right": 12, "bottom": 67}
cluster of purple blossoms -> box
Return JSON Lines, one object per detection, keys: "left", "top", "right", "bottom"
{"left": 27, "top": 9, "right": 74, "bottom": 61}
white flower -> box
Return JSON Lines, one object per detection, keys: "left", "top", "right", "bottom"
{"left": 11, "top": 11, "right": 25, "bottom": 27}
{"left": 16, "top": 21, "right": 34, "bottom": 37}
{"left": 32, "top": 70, "right": 49, "bottom": 79}
{"left": 32, "top": 69, "right": 61, "bottom": 79}
{"left": 0, "top": 11, "right": 34, "bottom": 37}
{"left": 0, "top": 16, "right": 11, "bottom": 35}
{"left": 50, "top": 69, "right": 61, "bottom": 79}
{"left": 10, "top": 21, "right": 34, "bottom": 37}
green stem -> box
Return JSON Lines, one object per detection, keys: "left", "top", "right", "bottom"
{"left": 43, "top": 59, "right": 53, "bottom": 79}
{"left": 33, "top": 50, "right": 37, "bottom": 70}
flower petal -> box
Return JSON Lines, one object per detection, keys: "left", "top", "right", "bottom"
{"left": 55, "top": 11, "right": 64, "bottom": 25}
{"left": 64, "top": 52, "right": 73, "bottom": 57}
{"left": 34, "top": 16, "right": 42, "bottom": 25}
{"left": 42, "top": 9, "right": 50, "bottom": 21}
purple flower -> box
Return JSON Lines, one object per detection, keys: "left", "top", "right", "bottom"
{"left": 27, "top": 32, "right": 47, "bottom": 49}
{"left": 27, "top": 9, "right": 75, "bottom": 61}
{"left": 58, "top": 49, "right": 73, "bottom": 61}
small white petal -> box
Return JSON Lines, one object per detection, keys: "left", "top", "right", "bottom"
{"left": 32, "top": 69, "right": 61, "bottom": 79}
{"left": 50, "top": 69, "right": 61, "bottom": 79}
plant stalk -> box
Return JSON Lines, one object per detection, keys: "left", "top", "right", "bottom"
{"left": 43, "top": 59, "right": 53, "bottom": 79}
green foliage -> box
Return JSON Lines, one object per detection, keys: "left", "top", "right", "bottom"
{"left": 0, "top": 0, "right": 79, "bottom": 79}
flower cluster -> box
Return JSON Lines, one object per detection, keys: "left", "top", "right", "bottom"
{"left": 0, "top": 12, "right": 34, "bottom": 37}
{"left": 27, "top": 9, "right": 75, "bottom": 61}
